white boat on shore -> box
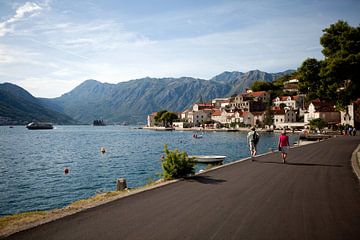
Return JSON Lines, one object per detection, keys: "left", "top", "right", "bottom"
{"left": 190, "top": 155, "right": 226, "bottom": 163}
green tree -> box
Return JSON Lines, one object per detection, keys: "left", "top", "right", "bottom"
{"left": 160, "top": 111, "right": 178, "bottom": 127}
{"left": 320, "top": 20, "right": 360, "bottom": 109}
{"left": 263, "top": 109, "right": 274, "bottom": 126}
{"left": 154, "top": 110, "right": 178, "bottom": 127}
{"left": 309, "top": 118, "right": 327, "bottom": 131}
{"left": 161, "top": 145, "right": 195, "bottom": 180}
{"left": 154, "top": 110, "right": 168, "bottom": 126}
{"left": 251, "top": 81, "right": 277, "bottom": 92}
{"left": 297, "top": 58, "right": 323, "bottom": 100}
{"left": 297, "top": 20, "right": 360, "bottom": 109}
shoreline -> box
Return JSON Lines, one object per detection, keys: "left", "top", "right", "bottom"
{"left": 0, "top": 137, "right": 327, "bottom": 237}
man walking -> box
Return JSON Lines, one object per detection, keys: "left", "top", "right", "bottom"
{"left": 247, "top": 127, "right": 259, "bottom": 161}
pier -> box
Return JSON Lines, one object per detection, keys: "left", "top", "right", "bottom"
{"left": 3, "top": 136, "right": 360, "bottom": 240}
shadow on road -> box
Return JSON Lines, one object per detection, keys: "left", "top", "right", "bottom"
{"left": 255, "top": 160, "right": 343, "bottom": 168}
{"left": 186, "top": 175, "right": 227, "bottom": 184}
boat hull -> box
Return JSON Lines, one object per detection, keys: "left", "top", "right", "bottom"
{"left": 190, "top": 155, "right": 226, "bottom": 163}
{"left": 26, "top": 122, "right": 53, "bottom": 130}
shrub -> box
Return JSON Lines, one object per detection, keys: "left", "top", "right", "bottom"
{"left": 161, "top": 145, "right": 195, "bottom": 180}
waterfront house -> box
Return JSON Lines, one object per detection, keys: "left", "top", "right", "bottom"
{"left": 283, "top": 79, "right": 299, "bottom": 94}
{"left": 340, "top": 98, "right": 360, "bottom": 129}
{"left": 230, "top": 111, "right": 244, "bottom": 125}
{"left": 188, "top": 109, "right": 212, "bottom": 126}
{"left": 181, "top": 109, "right": 191, "bottom": 121}
{"left": 147, "top": 112, "right": 157, "bottom": 127}
{"left": 242, "top": 111, "right": 254, "bottom": 126}
{"left": 273, "top": 109, "right": 286, "bottom": 127}
{"left": 212, "top": 98, "right": 231, "bottom": 109}
{"left": 285, "top": 109, "right": 297, "bottom": 123}
{"left": 272, "top": 95, "right": 304, "bottom": 110}
{"left": 193, "top": 103, "right": 214, "bottom": 111}
{"left": 230, "top": 91, "right": 270, "bottom": 112}
{"left": 304, "top": 100, "right": 340, "bottom": 125}
{"left": 211, "top": 109, "right": 234, "bottom": 125}
{"left": 252, "top": 111, "right": 265, "bottom": 126}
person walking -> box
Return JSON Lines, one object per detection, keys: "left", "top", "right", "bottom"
{"left": 278, "top": 130, "right": 290, "bottom": 163}
{"left": 247, "top": 127, "right": 259, "bottom": 161}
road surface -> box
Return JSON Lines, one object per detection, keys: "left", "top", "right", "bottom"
{"left": 3, "top": 136, "right": 360, "bottom": 240}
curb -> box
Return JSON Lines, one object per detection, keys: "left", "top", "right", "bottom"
{"left": 351, "top": 143, "right": 360, "bottom": 181}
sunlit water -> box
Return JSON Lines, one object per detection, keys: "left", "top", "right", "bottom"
{"left": 0, "top": 125, "right": 299, "bottom": 216}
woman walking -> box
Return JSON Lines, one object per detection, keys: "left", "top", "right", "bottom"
{"left": 278, "top": 130, "right": 290, "bottom": 164}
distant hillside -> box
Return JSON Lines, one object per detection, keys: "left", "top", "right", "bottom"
{"left": 211, "top": 69, "right": 294, "bottom": 95}
{"left": 0, "top": 83, "right": 76, "bottom": 125}
{"left": 45, "top": 70, "right": 293, "bottom": 124}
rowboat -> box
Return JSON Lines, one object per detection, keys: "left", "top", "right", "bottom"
{"left": 190, "top": 155, "right": 226, "bottom": 163}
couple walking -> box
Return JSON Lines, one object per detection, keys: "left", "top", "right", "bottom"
{"left": 247, "top": 127, "right": 290, "bottom": 163}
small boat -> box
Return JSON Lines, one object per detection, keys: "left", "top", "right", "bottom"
{"left": 93, "top": 119, "right": 106, "bottom": 126}
{"left": 190, "top": 155, "right": 226, "bottom": 163}
{"left": 26, "top": 122, "right": 53, "bottom": 130}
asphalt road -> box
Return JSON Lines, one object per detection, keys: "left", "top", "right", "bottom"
{"left": 4, "top": 136, "right": 360, "bottom": 240}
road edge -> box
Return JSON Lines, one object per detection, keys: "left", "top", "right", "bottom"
{"left": 351, "top": 143, "right": 360, "bottom": 181}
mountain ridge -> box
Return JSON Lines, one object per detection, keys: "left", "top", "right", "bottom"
{"left": 0, "top": 82, "right": 77, "bottom": 125}
{"left": 0, "top": 69, "right": 294, "bottom": 125}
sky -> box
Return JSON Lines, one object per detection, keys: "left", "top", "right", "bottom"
{"left": 0, "top": 0, "right": 359, "bottom": 98}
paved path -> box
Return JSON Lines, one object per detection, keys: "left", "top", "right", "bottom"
{"left": 4, "top": 136, "right": 360, "bottom": 240}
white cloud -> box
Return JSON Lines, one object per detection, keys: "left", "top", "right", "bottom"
{"left": 0, "top": 1, "right": 43, "bottom": 37}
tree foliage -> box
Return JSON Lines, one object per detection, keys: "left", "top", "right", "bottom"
{"left": 263, "top": 108, "right": 274, "bottom": 126}
{"left": 154, "top": 110, "right": 178, "bottom": 127}
{"left": 297, "top": 20, "right": 360, "bottom": 109}
{"left": 309, "top": 118, "right": 327, "bottom": 131}
{"left": 161, "top": 145, "right": 195, "bottom": 180}
{"left": 251, "top": 81, "right": 277, "bottom": 92}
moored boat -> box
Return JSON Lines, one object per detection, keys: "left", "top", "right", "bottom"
{"left": 26, "top": 122, "right": 53, "bottom": 130}
{"left": 190, "top": 155, "right": 226, "bottom": 163}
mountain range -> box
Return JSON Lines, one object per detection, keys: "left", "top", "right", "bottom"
{"left": 0, "top": 69, "right": 294, "bottom": 125}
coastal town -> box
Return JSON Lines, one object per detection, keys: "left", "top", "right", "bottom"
{"left": 147, "top": 78, "right": 359, "bottom": 133}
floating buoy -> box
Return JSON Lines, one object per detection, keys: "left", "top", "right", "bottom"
{"left": 100, "top": 147, "right": 106, "bottom": 153}
{"left": 64, "top": 168, "right": 69, "bottom": 174}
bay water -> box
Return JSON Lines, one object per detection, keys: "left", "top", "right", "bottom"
{"left": 0, "top": 125, "right": 299, "bottom": 216}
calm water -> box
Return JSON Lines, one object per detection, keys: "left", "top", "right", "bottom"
{"left": 0, "top": 125, "right": 299, "bottom": 216}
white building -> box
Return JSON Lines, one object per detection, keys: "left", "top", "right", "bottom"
{"left": 304, "top": 100, "right": 340, "bottom": 124}
{"left": 272, "top": 95, "right": 304, "bottom": 110}
{"left": 273, "top": 109, "right": 286, "bottom": 127}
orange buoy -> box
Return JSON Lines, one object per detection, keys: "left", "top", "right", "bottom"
{"left": 64, "top": 168, "right": 69, "bottom": 174}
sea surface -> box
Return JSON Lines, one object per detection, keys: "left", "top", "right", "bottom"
{"left": 0, "top": 125, "right": 299, "bottom": 216}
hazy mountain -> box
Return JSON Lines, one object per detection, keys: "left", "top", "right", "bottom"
{"left": 46, "top": 70, "right": 293, "bottom": 124}
{"left": 1, "top": 69, "right": 294, "bottom": 125}
{"left": 211, "top": 69, "right": 294, "bottom": 95}
{"left": 0, "top": 83, "right": 76, "bottom": 125}
{"left": 48, "top": 77, "right": 231, "bottom": 124}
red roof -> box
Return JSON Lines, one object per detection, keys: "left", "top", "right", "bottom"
{"left": 273, "top": 95, "right": 300, "bottom": 102}
{"left": 252, "top": 111, "right": 265, "bottom": 116}
{"left": 196, "top": 103, "right": 213, "bottom": 107}
{"left": 273, "top": 109, "right": 285, "bottom": 115}
{"left": 212, "top": 109, "right": 222, "bottom": 116}
{"left": 241, "top": 91, "right": 268, "bottom": 98}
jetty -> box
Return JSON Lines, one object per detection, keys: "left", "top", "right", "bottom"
{"left": 3, "top": 136, "right": 360, "bottom": 240}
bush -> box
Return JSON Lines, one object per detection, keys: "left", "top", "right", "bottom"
{"left": 161, "top": 145, "right": 195, "bottom": 180}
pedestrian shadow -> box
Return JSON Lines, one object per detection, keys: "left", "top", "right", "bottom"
{"left": 186, "top": 175, "right": 227, "bottom": 185}
{"left": 255, "top": 160, "right": 343, "bottom": 167}
{"left": 286, "top": 162, "right": 343, "bottom": 167}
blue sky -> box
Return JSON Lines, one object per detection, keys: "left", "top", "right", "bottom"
{"left": 0, "top": 0, "right": 359, "bottom": 97}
